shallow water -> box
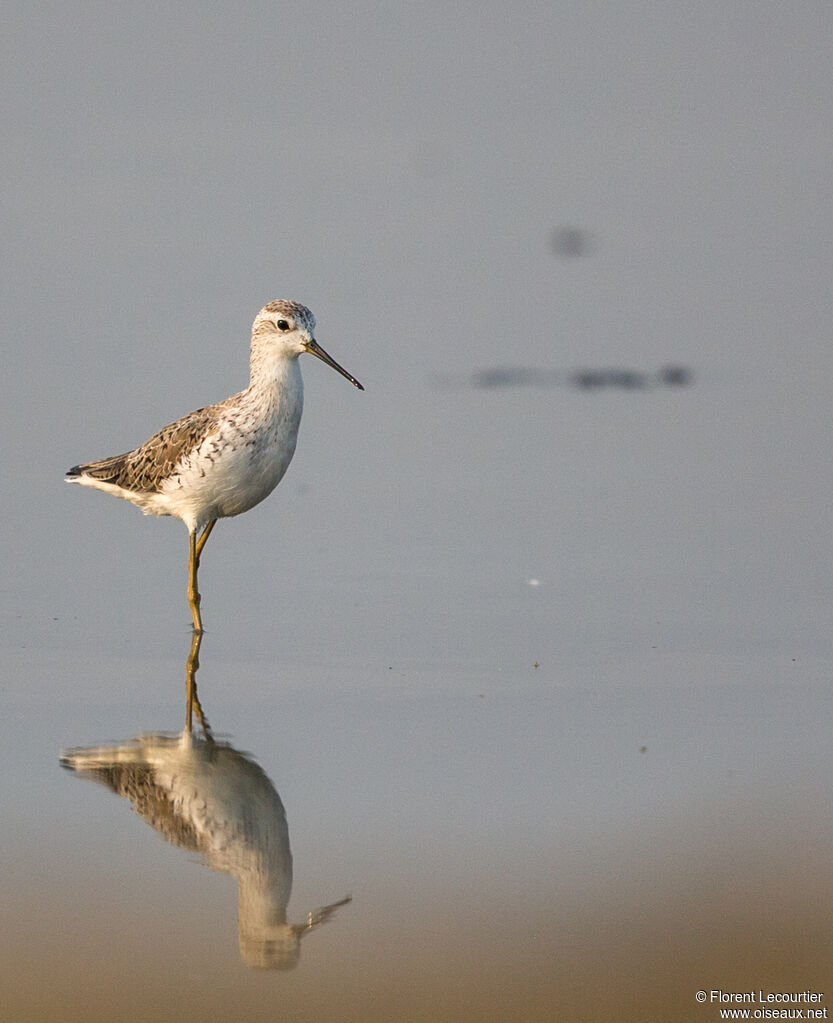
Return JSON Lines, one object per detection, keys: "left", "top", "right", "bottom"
{"left": 5, "top": 637, "right": 833, "bottom": 1021}
{"left": 3, "top": 3, "right": 833, "bottom": 1020}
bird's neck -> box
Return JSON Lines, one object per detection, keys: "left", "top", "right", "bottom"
{"left": 247, "top": 347, "right": 303, "bottom": 404}
{"left": 237, "top": 866, "right": 292, "bottom": 925}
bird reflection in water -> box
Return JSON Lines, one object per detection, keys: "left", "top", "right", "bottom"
{"left": 60, "top": 632, "right": 351, "bottom": 970}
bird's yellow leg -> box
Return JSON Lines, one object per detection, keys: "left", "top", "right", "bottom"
{"left": 195, "top": 519, "right": 216, "bottom": 562}
{"left": 187, "top": 521, "right": 216, "bottom": 633}
{"left": 187, "top": 530, "right": 203, "bottom": 633}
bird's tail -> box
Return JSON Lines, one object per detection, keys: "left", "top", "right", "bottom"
{"left": 65, "top": 454, "right": 128, "bottom": 484}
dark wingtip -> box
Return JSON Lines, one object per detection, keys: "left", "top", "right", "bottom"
{"left": 66, "top": 464, "right": 83, "bottom": 478}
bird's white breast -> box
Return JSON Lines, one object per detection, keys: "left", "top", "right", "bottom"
{"left": 160, "top": 372, "right": 304, "bottom": 531}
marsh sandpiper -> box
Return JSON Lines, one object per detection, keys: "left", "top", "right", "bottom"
{"left": 66, "top": 300, "right": 363, "bottom": 632}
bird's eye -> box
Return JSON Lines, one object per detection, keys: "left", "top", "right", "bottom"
{"left": 276, "top": 319, "right": 291, "bottom": 332}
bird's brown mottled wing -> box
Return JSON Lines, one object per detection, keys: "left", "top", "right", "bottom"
{"left": 69, "top": 405, "right": 224, "bottom": 494}
{"left": 73, "top": 762, "right": 203, "bottom": 851}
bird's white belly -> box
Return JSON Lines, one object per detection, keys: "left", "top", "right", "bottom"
{"left": 159, "top": 414, "right": 299, "bottom": 529}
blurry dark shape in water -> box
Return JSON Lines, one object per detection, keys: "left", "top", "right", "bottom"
{"left": 468, "top": 364, "right": 694, "bottom": 391}
{"left": 472, "top": 367, "right": 560, "bottom": 389}
{"left": 570, "top": 370, "right": 607, "bottom": 390}
{"left": 572, "top": 369, "right": 650, "bottom": 390}
{"left": 552, "top": 226, "right": 595, "bottom": 258}
{"left": 570, "top": 366, "right": 695, "bottom": 391}
{"left": 659, "top": 364, "right": 694, "bottom": 387}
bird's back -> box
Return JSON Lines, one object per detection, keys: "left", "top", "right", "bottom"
{"left": 67, "top": 402, "right": 226, "bottom": 493}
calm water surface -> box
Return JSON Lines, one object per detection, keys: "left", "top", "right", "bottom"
{"left": 3, "top": 3, "right": 833, "bottom": 1019}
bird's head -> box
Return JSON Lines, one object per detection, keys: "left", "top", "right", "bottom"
{"left": 252, "top": 300, "right": 363, "bottom": 389}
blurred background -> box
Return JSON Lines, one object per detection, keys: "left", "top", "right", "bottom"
{"left": 2, "top": 2, "right": 832, "bottom": 1020}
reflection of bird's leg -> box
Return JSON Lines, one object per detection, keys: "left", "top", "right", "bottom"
{"left": 185, "top": 632, "right": 197, "bottom": 733}
{"left": 187, "top": 520, "right": 216, "bottom": 633}
{"left": 185, "top": 631, "right": 212, "bottom": 736}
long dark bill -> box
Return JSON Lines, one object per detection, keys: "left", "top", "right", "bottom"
{"left": 306, "top": 339, "right": 364, "bottom": 390}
